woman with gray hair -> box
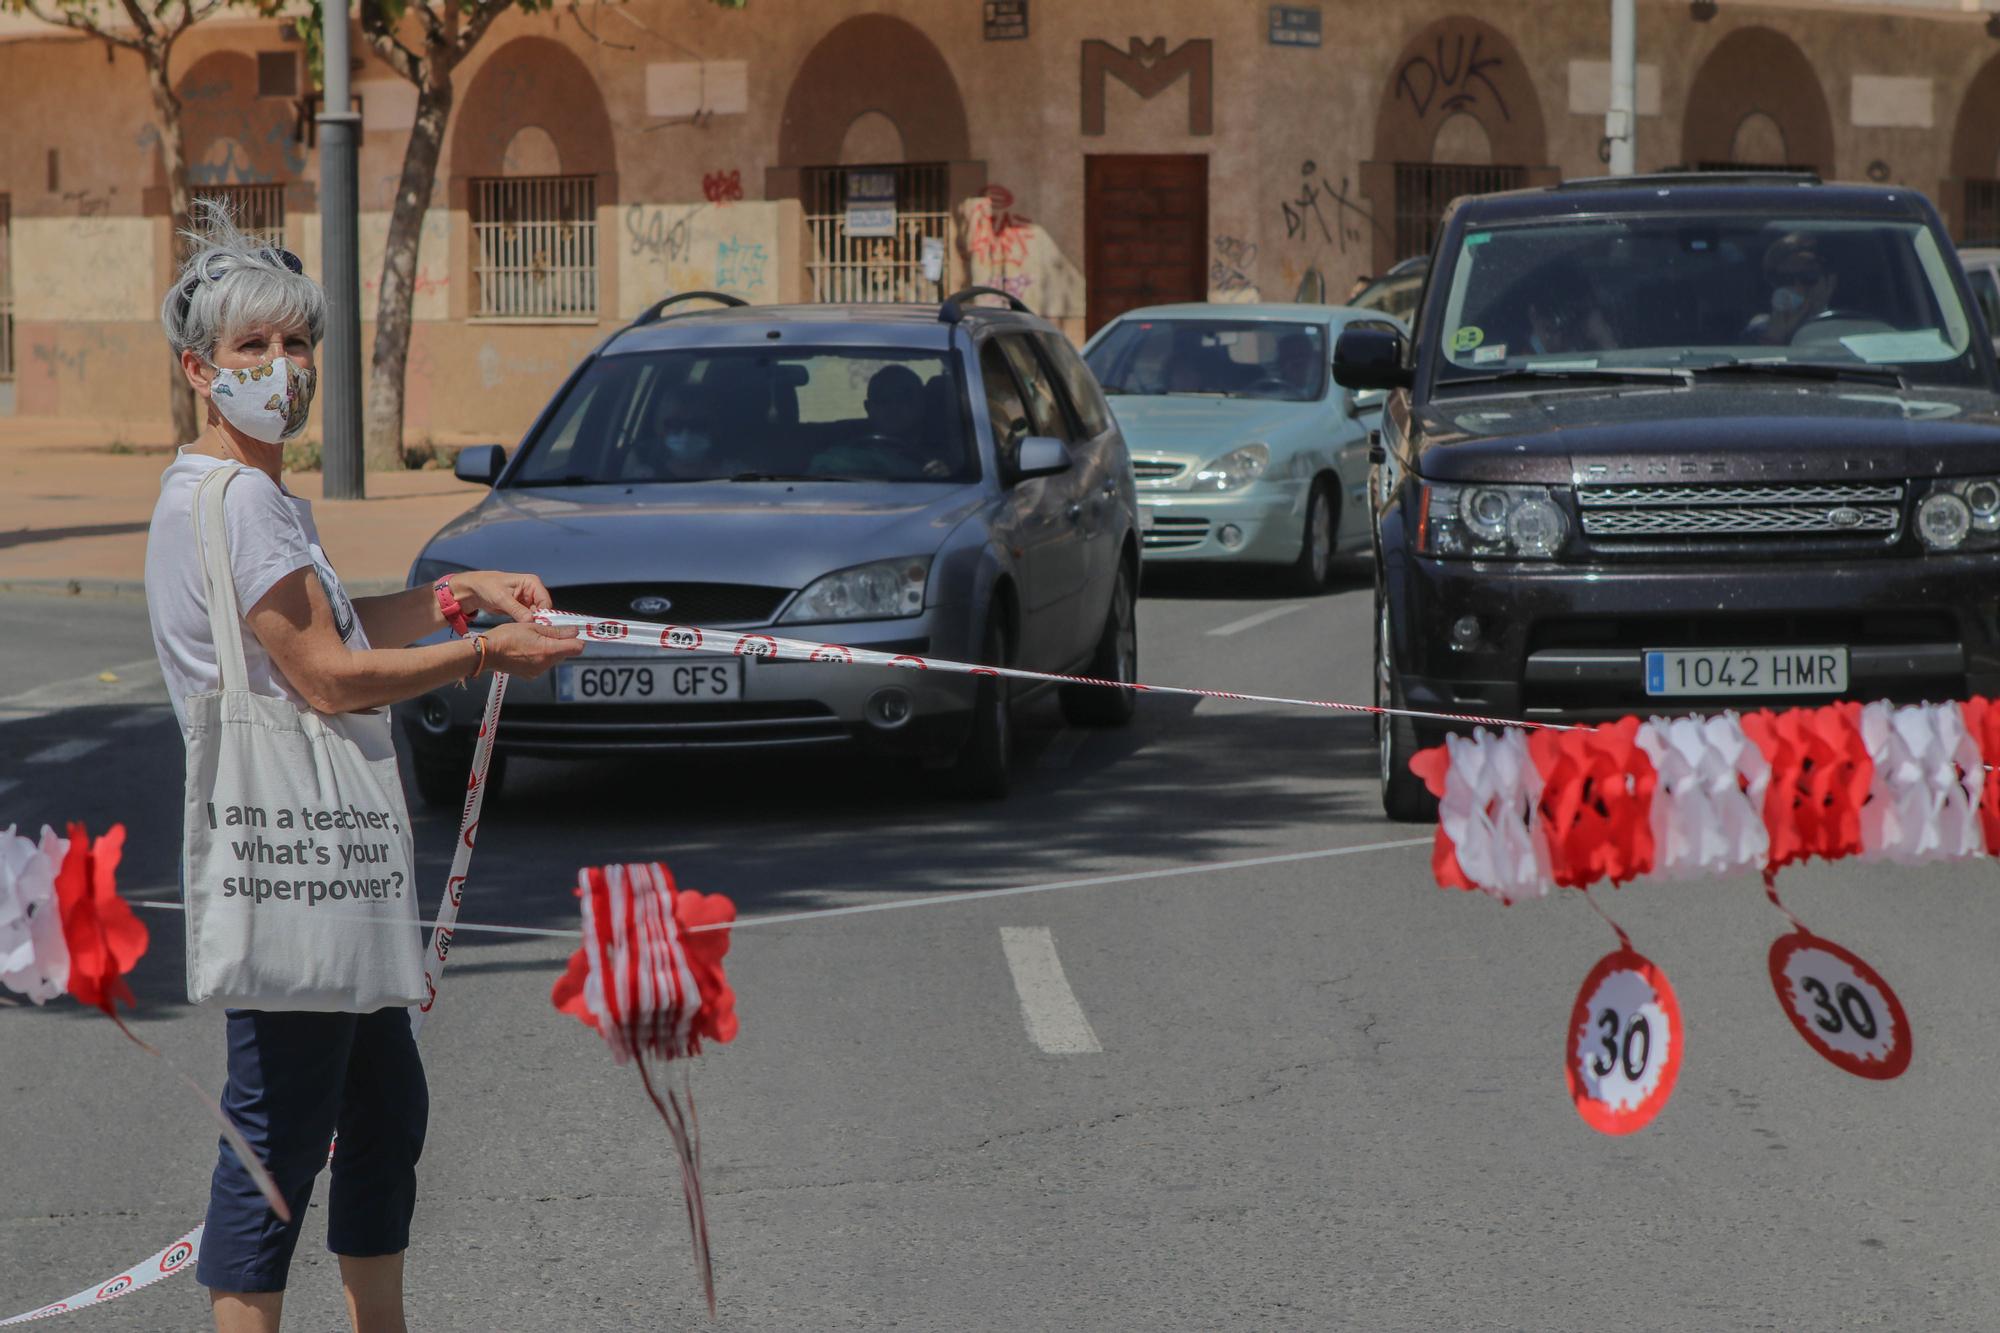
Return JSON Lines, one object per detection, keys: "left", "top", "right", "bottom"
{"left": 144, "top": 203, "right": 581, "bottom": 1331}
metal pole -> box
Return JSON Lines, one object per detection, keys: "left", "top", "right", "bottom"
{"left": 1607, "top": 0, "right": 1638, "bottom": 176}
{"left": 318, "top": 0, "right": 365, "bottom": 499}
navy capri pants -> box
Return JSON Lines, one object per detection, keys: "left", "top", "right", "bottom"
{"left": 197, "top": 1007, "right": 429, "bottom": 1292}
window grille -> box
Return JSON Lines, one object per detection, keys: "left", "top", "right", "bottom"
{"left": 802, "top": 162, "right": 954, "bottom": 304}
{"left": 472, "top": 175, "right": 599, "bottom": 319}
{"left": 1963, "top": 180, "right": 2000, "bottom": 246}
{"left": 1391, "top": 162, "right": 1527, "bottom": 261}
{"left": 0, "top": 195, "right": 11, "bottom": 382}
{"left": 194, "top": 182, "right": 287, "bottom": 249}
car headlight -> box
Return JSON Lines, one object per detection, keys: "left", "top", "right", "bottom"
{"left": 408, "top": 557, "right": 471, "bottom": 591}
{"left": 1191, "top": 444, "right": 1270, "bottom": 492}
{"left": 779, "top": 557, "right": 931, "bottom": 623}
{"left": 1917, "top": 478, "right": 2000, "bottom": 551}
{"left": 1418, "top": 483, "right": 1570, "bottom": 559}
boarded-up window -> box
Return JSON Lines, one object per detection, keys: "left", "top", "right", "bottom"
{"left": 472, "top": 175, "right": 599, "bottom": 319}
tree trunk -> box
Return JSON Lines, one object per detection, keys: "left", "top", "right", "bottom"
{"left": 364, "top": 73, "right": 453, "bottom": 469}
{"left": 144, "top": 50, "right": 200, "bottom": 443}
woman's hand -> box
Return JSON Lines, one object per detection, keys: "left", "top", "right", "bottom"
{"left": 448, "top": 571, "right": 556, "bottom": 623}
{"left": 481, "top": 622, "right": 585, "bottom": 679}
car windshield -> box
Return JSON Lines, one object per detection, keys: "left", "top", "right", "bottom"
{"left": 510, "top": 347, "right": 977, "bottom": 486}
{"left": 1433, "top": 215, "right": 1983, "bottom": 389}
{"left": 1085, "top": 319, "right": 1327, "bottom": 400}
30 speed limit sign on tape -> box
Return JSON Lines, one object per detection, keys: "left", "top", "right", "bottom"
{"left": 1768, "top": 930, "right": 1911, "bottom": 1080}
{"left": 1565, "top": 948, "right": 1684, "bottom": 1135}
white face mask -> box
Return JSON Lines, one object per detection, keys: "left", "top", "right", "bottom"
{"left": 206, "top": 355, "right": 317, "bottom": 444}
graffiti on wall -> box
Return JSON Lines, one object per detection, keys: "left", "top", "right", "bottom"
{"left": 716, "top": 236, "right": 769, "bottom": 291}
{"left": 1081, "top": 37, "right": 1214, "bottom": 135}
{"left": 966, "top": 185, "right": 1033, "bottom": 268}
{"left": 1394, "top": 30, "right": 1510, "bottom": 122}
{"left": 1280, "top": 161, "right": 1371, "bottom": 253}
{"left": 957, "top": 185, "right": 1084, "bottom": 316}
{"left": 702, "top": 170, "right": 744, "bottom": 205}
{"left": 622, "top": 202, "right": 777, "bottom": 309}
{"left": 1210, "top": 236, "right": 1257, "bottom": 294}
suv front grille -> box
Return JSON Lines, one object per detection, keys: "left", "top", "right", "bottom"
{"left": 1577, "top": 481, "right": 1904, "bottom": 541}
{"left": 550, "top": 582, "right": 792, "bottom": 626}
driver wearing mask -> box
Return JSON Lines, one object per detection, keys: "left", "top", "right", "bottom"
{"left": 1748, "top": 232, "right": 1839, "bottom": 345}
{"left": 639, "top": 386, "right": 717, "bottom": 480}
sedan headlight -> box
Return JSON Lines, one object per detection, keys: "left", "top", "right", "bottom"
{"left": 1917, "top": 478, "right": 2000, "bottom": 551}
{"left": 1191, "top": 443, "right": 1270, "bottom": 492}
{"left": 780, "top": 557, "right": 931, "bottom": 623}
{"left": 408, "top": 557, "right": 471, "bottom": 590}
{"left": 1418, "top": 483, "right": 1570, "bottom": 559}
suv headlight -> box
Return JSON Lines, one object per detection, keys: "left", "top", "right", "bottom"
{"left": 1191, "top": 443, "right": 1269, "bottom": 492}
{"left": 779, "top": 557, "right": 931, "bottom": 623}
{"left": 1418, "top": 483, "right": 1570, "bottom": 559}
{"left": 1917, "top": 478, "right": 2000, "bottom": 551}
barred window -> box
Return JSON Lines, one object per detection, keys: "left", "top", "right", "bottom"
{"left": 472, "top": 176, "right": 598, "bottom": 319}
{"left": 1392, "top": 163, "right": 1527, "bottom": 261}
{"left": 194, "top": 182, "right": 287, "bottom": 249}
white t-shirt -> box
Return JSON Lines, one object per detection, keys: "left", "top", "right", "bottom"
{"left": 144, "top": 450, "right": 369, "bottom": 731}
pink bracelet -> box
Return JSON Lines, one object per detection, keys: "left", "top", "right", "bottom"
{"left": 434, "top": 578, "right": 471, "bottom": 637}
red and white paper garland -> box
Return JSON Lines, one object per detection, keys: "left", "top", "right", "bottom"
{"left": 1414, "top": 698, "right": 2000, "bottom": 902}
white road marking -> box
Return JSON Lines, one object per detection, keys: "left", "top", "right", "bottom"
{"left": 1037, "top": 728, "right": 1090, "bottom": 770}
{"left": 1207, "top": 603, "right": 1308, "bottom": 637}
{"left": 999, "top": 926, "right": 1102, "bottom": 1054}
{"left": 27, "top": 738, "right": 107, "bottom": 764}
{"left": 0, "top": 658, "right": 165, "bottom": 720}
{"left": 111, "top": 710, "right": 170, "bottom": 729}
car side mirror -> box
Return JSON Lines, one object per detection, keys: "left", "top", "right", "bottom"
{"left": 1333, "top": 327, "right": 1412, "bottom": 391}
{"left": 453, "top": 445, "right": 507, "bottom": 486}
{"left": 1346, "top": 387, "right": 1388, "bottom": 418}
{"left": 1014, "top": 435, "right": 1073, "bottom": 481}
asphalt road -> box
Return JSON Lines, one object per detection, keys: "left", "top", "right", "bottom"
{"left": 5, "top": 572, "right": 2000, "bottom": 1331}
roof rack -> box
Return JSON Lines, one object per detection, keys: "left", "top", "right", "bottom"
{"left": 629, "top": 290, "right": 749, "bottom": 327}
{"left": 939, "top": 286, "right": 1032, "bottom": 324}
{"left": 1556, "top": 171, "right": 1822, "bottom": 190}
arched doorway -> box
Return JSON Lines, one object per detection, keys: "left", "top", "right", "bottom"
{"left": 1945, "top": 52, "right": 2000, "bottom": 242}
{"left": 1360, "top": 16, "right": 1554, "bottom": 275}
{"left": 450, "top": 37, "right": 616, "bottom": 319}
{"left": 769, "top": 14, "right": 978, "bottom": 302}
{"left": 167, "top": 52, "right": 309, "bottom": 247}
{"left": 1680, "top": 28, "right": 1832, "bottom": 174}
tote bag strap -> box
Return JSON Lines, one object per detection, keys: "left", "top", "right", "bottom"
{"left": 192, "top": 464, "right": 253, "bottom": 696}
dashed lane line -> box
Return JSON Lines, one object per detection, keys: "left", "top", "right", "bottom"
{"left": 999, "top": 926, "right": 1102, "bottom": 1054}
{"left": 1206, "top": 603, "right": 1308, "bottom": 637}
{"left": 111, "top": 709, "right": 171, "bottom": 729}
{"left": 27, "top": 738, "right": 107, "bottom": 764}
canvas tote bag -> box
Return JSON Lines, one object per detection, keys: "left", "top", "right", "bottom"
{"left": 181, "top": 464, "right": 425, "bottom": 1010}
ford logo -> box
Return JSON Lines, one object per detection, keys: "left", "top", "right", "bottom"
{"left": 630, "top": 595, "right": 674, "bottom": 614}
{"left": 1827, "top": 507, "right": 1863, "bottom": 529}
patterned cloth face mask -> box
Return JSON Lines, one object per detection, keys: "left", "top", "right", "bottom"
{"left": 205, "top": 355, "right": 317, "bottom": 444}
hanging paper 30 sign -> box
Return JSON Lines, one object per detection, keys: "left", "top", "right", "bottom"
{"left": 1768, "top": 931, "right": 1910, "bottom": 1080}
{"left": 1566, "top": 948, "right": 1683, "bottom": 1134}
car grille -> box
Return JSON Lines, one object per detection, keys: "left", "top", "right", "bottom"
{"left": 1133, "top": 460, "right": 1187, "bottom": 483}
{"left": 549, "top": 582, "right": 792, "bottom": 626}
{"left": 500, "top": 701, "right": 846, "bottom": 750}
{"left": 1577, "top": 482, "right": 1904, "bottom": 541}
{"left": 1142, "top": 516, "right": 1210, "bottom": 551}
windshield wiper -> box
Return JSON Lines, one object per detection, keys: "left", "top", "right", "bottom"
{"left": 1687, "top": 358, "right": 1908, "bottom": 389}
{"left": 1438, "top": 366, "right": 1690, "bottom": 390}
{"left": 726, "top": 471, "right": 858, "bottom": 483}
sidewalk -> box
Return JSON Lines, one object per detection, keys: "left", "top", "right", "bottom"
{"left": 0, "top": 418, "right": 486, "bottom": 594}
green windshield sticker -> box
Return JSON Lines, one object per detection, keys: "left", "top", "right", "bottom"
{"left": 1466, "top": 232, "right": 1492, "bottom": 247}
{"left": 1450, "top": 326, "right": 1485, "bottom": 353}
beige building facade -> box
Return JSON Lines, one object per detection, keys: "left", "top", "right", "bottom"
{"left": 6, "top": 0, "right": 2000, "bottom": 442}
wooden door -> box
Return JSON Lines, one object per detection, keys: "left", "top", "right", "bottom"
{"left": 1084, "top": 155, "right": 1208, "bottom": 335}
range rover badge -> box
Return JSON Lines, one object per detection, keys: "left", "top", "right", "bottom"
{"left": 1827, "top": 507, "right": 1863, "bottom": 529}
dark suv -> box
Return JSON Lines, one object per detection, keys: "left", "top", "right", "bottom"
{"left": 1336, "top": 173, "right": 2000, "bottom": 819}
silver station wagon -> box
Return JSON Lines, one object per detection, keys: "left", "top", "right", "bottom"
{"left": 399, "top": 289, "right": 1141, "bottom": 804}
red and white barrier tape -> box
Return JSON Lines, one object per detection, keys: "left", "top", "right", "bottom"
{"left": 530, "top": 609, "right": 1558, "bottom": 735}
{"left": 1, "top": 676, "right": 508, "bottom": 1326}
